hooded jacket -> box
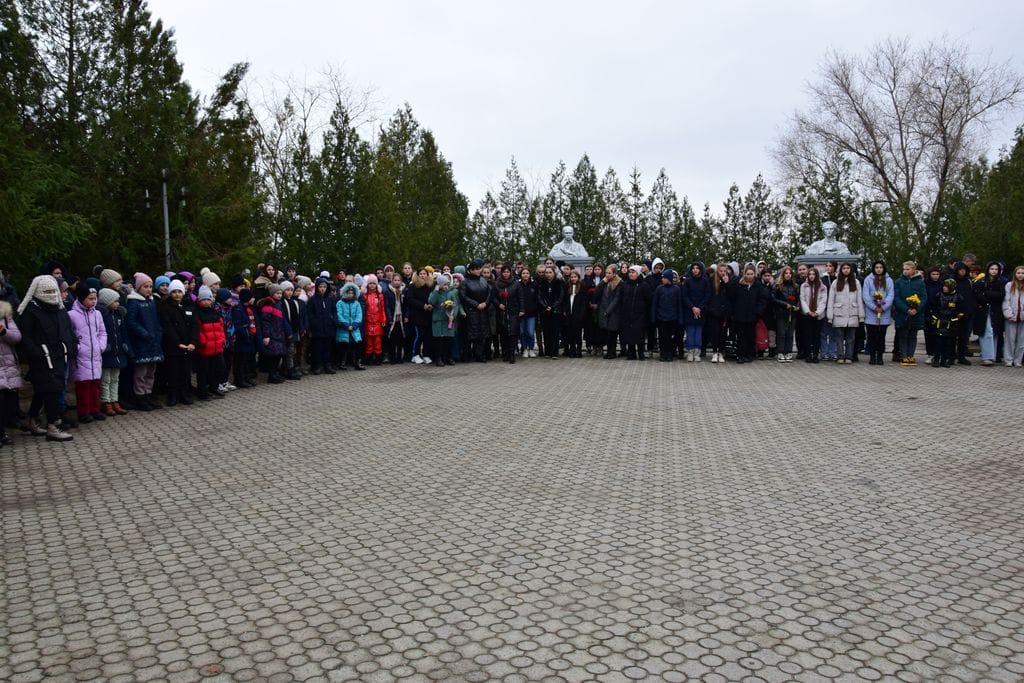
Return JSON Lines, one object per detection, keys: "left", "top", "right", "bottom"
{"left": 892, "top": 272, "right": 928, "bottom": 329}
{"left": 335, "top": 283, "right": 363, "bottom": 344}
{"left": 307, "top": 291, "right": 337, "bottom": 338}
{"left": 68, "top": 299, "right": 108, "bottom": 382}
{"left": 17, "top": 298, "right": 78, "bottom": 393}
{"left": 125, "top": 291, "right": 164, "bottom": 364}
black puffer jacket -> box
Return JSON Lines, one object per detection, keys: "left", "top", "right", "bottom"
{"left": 494, "top": 276, "right": 524, "bottom": 333}
{"left": 536, "top": 278, "right": 564, "bottom": 316}
{"left": 619, "top": 277, "right": 651, "bottom": 344}
{"left": 731, "top": 280, "right": 768, "bottom": 324}
{"left": 406, "top": 282, "right": 433, "bottom": 327}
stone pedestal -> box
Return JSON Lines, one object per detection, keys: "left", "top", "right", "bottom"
{"left": 795, "top": 253, "right": 860, "bottom": 274}
{"left": 554, "top": 256, "right": 593, "bottom": 273}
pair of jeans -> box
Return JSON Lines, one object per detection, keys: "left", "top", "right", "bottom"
{"left": 820, "top": 322, "right": 838, "bottom": 358}
{"left": 836, "top": 327, "right": 857, "bottom": 360}
{"left": 519, "top": 316, "right": 537, "bottom": 351}
{"left": 685, "top": 322, "right": 703, "bottom": 350}
{"left": 978, "top": 314, "right": 997, "bottom": 361}
{"left": 896, "top": 327, "right": 919, "bottom": 359}
{"left": 775, "top": 317, "right": 795, "bottom": 354}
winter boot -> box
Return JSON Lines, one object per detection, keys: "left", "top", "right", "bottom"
{"left": 26, "top": 418, "right": 47, "bottom": 437}
{"left": 46, "top": 422, "right": 73, "bottom": 442}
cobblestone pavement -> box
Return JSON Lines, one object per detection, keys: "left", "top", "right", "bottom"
{"left": 3, "top": 355, "right": 1024, "bottom": 682}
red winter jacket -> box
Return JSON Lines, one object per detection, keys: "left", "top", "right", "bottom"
{"left": 196, "top": 305, "right": 227, "bottom": 357}
{"left": 364, "top": 290, "right": 386, "bottom": 336}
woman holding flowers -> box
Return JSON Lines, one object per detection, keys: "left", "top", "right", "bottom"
{"left": 892, "top": 261, "right": 928, "bottom": 366}
{"left": 862, "top": 260, "right": 894, "bottom": 365}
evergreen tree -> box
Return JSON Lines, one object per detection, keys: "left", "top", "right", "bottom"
{"left": 741, "top": 174, "right": 784, "bottom": 268}
{"left": 645, "top": 169, "right": 680, "bottom": 262}
{"left": 957, "top": 128, "right": 1024, "bottom": 267}
{"left": 621, "top": 166, "right": 647, "bottom": 262}
{"left": 497, "top": 157, "right": 530, "bottom": 257}
{"left": 466, "top": 191, "right": 502, "bottom": 260}
{"left": 598, "top": 167, "right": 626, "bottom": 263}
{"left": 566, "top": 154, "right": 607, "bottom": 258}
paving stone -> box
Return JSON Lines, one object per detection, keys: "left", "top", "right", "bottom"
{"left": 2, "top": 359, "right": 1023, "bottom": 679}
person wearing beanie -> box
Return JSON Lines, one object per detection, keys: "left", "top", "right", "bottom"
{"left": 202, "top": 271, "right": 221, "bottom": 290}
{"left": 307, "top": 278, "right": 337, "bottom": 374}
{"left": 159, "top": 278, "right": 196, "bottom": 403}
{"left": 359, "top": 274, "right": 385, "bottom": 366}
{"left": 122, "top": 272, "right": 164, "bottom": 410}
{"left": 16, "top": 275, "right": 77, "bottom": 441}
{"left": 99, "top": 268, "right": 122, "bottom": 290}
{"left": 335, "top": 282, "right": 365, "bottom": 370}
{"left": 651, "top": 267, "right": 683, "bottom": 362}
{"left": 212, "top": 288, "right": 238, "bottom": 392}
{"left": 193, "top": 284, "right": 227, "bottom": 399}
{"left": 154, "top": 276, "right": 171, "bottom": 299}
{"left": 68, "top": 283, "right": 108, "bottom": 423}
{"left": 927, "top": 277, "right": 964, "bottom": 368}
{"left": 382, "top": 272, "right": 409, "bottom": 365}
{"left": 426, "top": 273, "right": 460, "bottom": 366}
{"left": 278, "top": 280, "right": 304, "bottom": 380}
{"left": 228, "top": 288, "right": 259, "bottom": 387}
{"left": 258, "top": 281, "right": 291, "bottom": 384}
{"left": 230, "top": 273, "right": 246, "bottom": 290}
{"left": 98, "top": 288, "right": 130, "bottom": 416}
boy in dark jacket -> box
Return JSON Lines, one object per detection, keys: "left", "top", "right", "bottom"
{"left": 231, "top": 288, "right": 260, "bottom": 386}
{"left": 307, "top": 279, "right": 338, "bottom": 373}
{"left": 650, "top": 269, "right": 683, "bottom": 362}
{"left": 929, "top": 279, "right": 963, "bottom": 368}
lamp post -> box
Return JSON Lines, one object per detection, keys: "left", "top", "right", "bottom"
{"left": 145, "top": 170, "right": 187, "bottom": 273}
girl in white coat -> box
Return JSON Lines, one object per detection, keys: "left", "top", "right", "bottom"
{"left": 827, "top": 263, "right": 865, "bottom": 364}
{"left": 1002, "top": 265, "right": 1024, "bottom": 366}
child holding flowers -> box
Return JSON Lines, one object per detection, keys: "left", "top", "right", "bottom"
{"left": 861, "top": 260, "right": 894, "bottom": 365}
{"left": 428, "top": 274, "right": 460, "bottom": 367}
{"left": 893, "top": 261, "right": 928, "bottom": 366}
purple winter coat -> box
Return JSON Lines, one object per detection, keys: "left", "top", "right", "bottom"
{"left": 0, "top": 313, "right": 23, "bottom": 390}
{"left": 68, "top": 299, "right": 108, "bottom": 382}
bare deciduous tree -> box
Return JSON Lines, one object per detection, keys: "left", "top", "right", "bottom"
{"left": 775, "top": 36, "right": 1023, "bottom": 254}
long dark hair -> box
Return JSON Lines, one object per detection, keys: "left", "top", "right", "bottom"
{"left": 805, "top": 267, "right": 821, "bottom": 311}
{"left": 837, "top": 263, "right": 858, "bottom": 292}
{"left": 872, "top": 260, "right": 887, "bottom": 292}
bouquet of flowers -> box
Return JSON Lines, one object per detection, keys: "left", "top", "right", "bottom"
{"left": 873, "top": 290, "right": 884, "bottom": 322}
{"left": 906, "top": 293, "right": 921, "bottom": 315}
{"left": 443, "top": 298, "right": 455, "bottom": 328}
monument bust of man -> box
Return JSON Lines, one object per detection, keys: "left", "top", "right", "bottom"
{"left": 550, "top": 225, "right": 589, "bottom": 258}
{"left": 805, "top": 221, "right": 851, "bottom": 255}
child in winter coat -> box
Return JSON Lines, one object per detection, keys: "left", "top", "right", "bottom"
{"left": 799, "top": 267, "right": 828, "bottom": 363}
{"left": 862, "top": 261, "right": 894, "bottom": 365}
{"left": 279, "top": 282, "right": 304, "bottom": 380}
{"left": 68, "top": 284, "right": 108, "bottom": 423}
{"left": 259, "top": 284, "right": 291, "bottom": 383}
{"left": 772, "top": 266, "right": 800, "bottom": 362}
{"left": 362, "top": 274, "right": 387, "bottom": 365}
{"left": 17, "top": 275, "right": 77, "bottom": 441}
{"left": 827, "top": 263, "right": 864, "bottom": 364}
{"left": 681, "top": 262, "right": 710, "bottom": 362}
{"left": 194, "top": 286, "right": 227, "bottom": 399}
{"left": 892, "top": 261, "right": 928, "bottom": 366}
{"left": 427, "top": 274, "right": 461, "bottom": 366}
{"left": 125, "top": 273, "right": 164, "bottom": 410}
{"left": 0, "top": 300, "right": 22, "bottom": 447}
{"left": 215, "top": 288, "right": 237, "bottom": 391}
{"left": 650, "top": 269, "right": 683, "bottom": 362}
{"left": 335, "top": 282, "right": 365, "bottom": 370}
{"left": 1002, "top": 265, "right": 1024, "bottom": 366}
{"left": 98, "top": 288, "right": 131, "bottom": 416}
{"left": 929, "top": 278, "right": 964, "bottom": 368}
{"left": 231, "top": 288, "right": 260, "bottom": 386}
{"left": 158, "top": 280, "right": 198, "bottom": 406}
{"left": 307, "top": 279, "right": 338, "bottom": 374}
{"left": 383, "top": 274, "right": 409, "bottom": 364}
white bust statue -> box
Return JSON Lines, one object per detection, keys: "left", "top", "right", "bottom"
{"left": 550, "top": 225, "right": 589, "bottom": 258}
{"left": 805, "top": 221, "right": 852, "bottom": 255}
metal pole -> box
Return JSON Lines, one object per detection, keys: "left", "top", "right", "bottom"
{"left": 161, "top": 169, "right": 171, "bottom": 272}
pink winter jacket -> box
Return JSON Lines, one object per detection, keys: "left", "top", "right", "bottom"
{"left": 0, "top": 313, "right": 23, "bottom": 391}
{"left": 68, "top": 300, "right": 108, "bottom": 382}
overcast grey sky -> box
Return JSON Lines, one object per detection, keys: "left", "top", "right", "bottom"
{"left": 149, "top": 0, "right": 1023, "bottom": 212}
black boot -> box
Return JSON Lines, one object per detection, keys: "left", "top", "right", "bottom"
{"left": 133, "top": 394, "right": 152, "bottom": 412}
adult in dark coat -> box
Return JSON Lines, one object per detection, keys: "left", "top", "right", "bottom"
{"left": 535, "top": 265, "right": 565, "bottom": 359}
{"left": 730, "top": 266, "right": 768, "bottom": 363}
{"left": 17, "top": 276, "right": 77, "bottom": 437}
{"left": 595, "top": 266, "right": 625, "bottom": 359}
{"left": 459, "top": 259, "right": 494, "bottom": 362}
{"left": 620, "top": 266, "right": 652, "bottom": 359}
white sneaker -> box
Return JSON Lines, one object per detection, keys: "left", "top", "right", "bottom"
{"left": 422, "top": 356, "right": 432, "bottom": 365}
{"left": 529, "top": 349, "right": 537, "bottom": 358}
{"left": 224, "top": 383, "right": 237, "bottom": 391}
{"left": 411, "top": 355, "right": 424, "bottom": 364}
{"left": 711, "top": 353, "right": 719, "bottom": 363}
{"left": 217, "top": 382, "right": 228, "bottom": 392}
{"left": 693, "top": 350, "right": 702, "bottom": 362}
{"left": 521, "top": 350, "right": 528, "bottom": 358}
{"left": 718, "top": 354, "right": 726, "bottom": 364}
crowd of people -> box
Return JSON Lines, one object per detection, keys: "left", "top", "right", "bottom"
{"left": 0, "top": 252, "right": 1021, "bottom": 445}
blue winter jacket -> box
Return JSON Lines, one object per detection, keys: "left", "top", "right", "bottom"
{"left": 307, "top": 293, "right": 337, "bottom": 338}
{"left": 862, "top": 274, "right": 895, "bottom": 325}
{"left": 650, "top": 283, "right": 684, "bottom": 324}
{"left": 231, "top": 304, "right": 260, "bottom": 353}
{"left": 335, "top": 284, "right": 363, "bottom": 343}
{"left": 101, "top": 306, "right": 132, "bottom": 369}
{"left": 125, "top": 292, "right": 164, "bottom": 364}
